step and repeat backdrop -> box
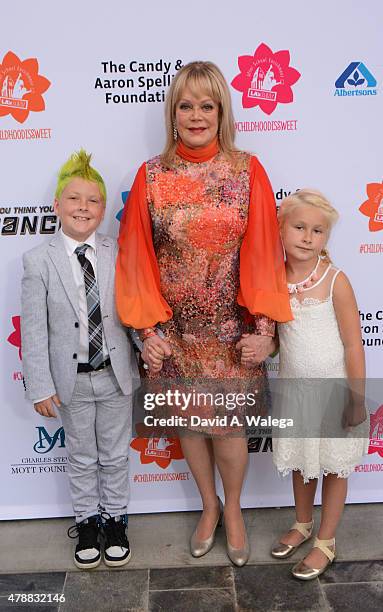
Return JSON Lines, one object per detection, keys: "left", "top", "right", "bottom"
{"left": 1, "top": 0, "right": 382, "bottom": 519}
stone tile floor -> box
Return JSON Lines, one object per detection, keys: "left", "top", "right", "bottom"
{"left": 0, "top": 561, "right": 382, "bottom": 611}
{"left": 1, "top": 505, "right": 382, "bottom": 610}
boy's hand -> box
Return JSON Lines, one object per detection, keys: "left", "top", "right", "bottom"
{"left": 236, "top": 334, "right": 275, "bottom": 367}
{"left": 142, "top": 335, "right": 172, "bottom": 373}
{"left": 34, "top": 394, "right": 61, "bottom": 418}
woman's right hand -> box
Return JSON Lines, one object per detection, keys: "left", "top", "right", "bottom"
{"left": 142, "top": 335, "right": 172, "bottom": 373}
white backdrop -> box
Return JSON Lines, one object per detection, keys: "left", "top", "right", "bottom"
{"left": 1, "top": 0, "right": 382, "bottom": 520}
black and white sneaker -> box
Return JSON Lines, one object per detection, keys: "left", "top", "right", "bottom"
{"left": 102, "top": 514, "right": 131, "bottom": 567}
{"left": 67, "top": 515, "right": 101, "bottom": 569}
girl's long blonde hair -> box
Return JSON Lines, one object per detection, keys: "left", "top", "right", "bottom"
{"left": 161, "top": 61, "right": 238, "bottom": 167}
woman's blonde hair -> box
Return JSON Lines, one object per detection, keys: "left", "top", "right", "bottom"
{"left": 161, "top": 61, "right": 237, "bottom": 166}
{"left": 278, "top": 189, "right": 339, "bottom": 261}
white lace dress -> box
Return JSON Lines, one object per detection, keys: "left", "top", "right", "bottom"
{"left": 272, "top": 266, "right": 369, "bottom": 482}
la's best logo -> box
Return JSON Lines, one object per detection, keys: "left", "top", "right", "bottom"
{"left": 231, "top": 43, "right": 301, "bottom": 115}
{"left": 0, "top": 51, "right": 50, "bottom": 124}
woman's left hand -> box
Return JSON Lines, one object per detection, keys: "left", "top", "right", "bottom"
{"left": 235, "top": 334, "right": 276, "bottom": 367}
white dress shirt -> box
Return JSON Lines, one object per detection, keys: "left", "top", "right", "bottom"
{"left": 33, "top": 229, "right": 108, "bottom": 404}
{"left": 61, "top": 229, "right": 108, "bottom": 363}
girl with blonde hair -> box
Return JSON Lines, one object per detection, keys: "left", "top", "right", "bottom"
{"left": 271, "top": 188, "right": 369, "bottom": 579}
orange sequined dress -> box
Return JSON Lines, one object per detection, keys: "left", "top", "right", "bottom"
{"left": 116, "top": 139, "right": 292, "bottom": 383}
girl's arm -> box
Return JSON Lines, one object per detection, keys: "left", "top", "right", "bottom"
{"left": 333, "top": 272, "right": 367, "bottom": 426}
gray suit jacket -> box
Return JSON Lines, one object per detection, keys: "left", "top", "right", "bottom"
{"left": 21, "top": 232, "right": 140, "bottom": 405}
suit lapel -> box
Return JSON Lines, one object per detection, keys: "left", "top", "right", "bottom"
{"left": 48, "top": 233, "right": 79, "bottom": 316}
{"left": 96, "top": 233, "right": 113, "bottom": 308}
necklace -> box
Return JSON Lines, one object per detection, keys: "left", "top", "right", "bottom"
{"left": 287, "top": 256, "right": 321, "bottom": 294}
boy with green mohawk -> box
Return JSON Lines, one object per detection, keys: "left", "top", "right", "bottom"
{"left": 21, "top": 150, "right": 139, "bottom": 569}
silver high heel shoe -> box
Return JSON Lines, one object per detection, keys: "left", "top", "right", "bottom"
{"left": 226, "top": 530, "right": 250, "bottom": 567}
{"left": 271, "top": 519, "right": 314, "bottom": 559}
{"left": 224, "top": 510, "right": 250, "bottom": 567}
{"left": 190, "top": 497, "right": 223, "bottom": 558}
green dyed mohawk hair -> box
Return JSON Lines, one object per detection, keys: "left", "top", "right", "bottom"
{"left": 55, "top": 149, "right": 107, "bottom": 202}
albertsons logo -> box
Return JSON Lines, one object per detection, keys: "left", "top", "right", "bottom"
{"left": 334, "top": 62, "right": 377, "bottom": 97}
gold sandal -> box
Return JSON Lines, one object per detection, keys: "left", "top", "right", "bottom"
{"left": 292, "top": 537, "right": 336, "bottom": 580}
{"left": 271, "top": 520, "right": 314, "bottom": 559}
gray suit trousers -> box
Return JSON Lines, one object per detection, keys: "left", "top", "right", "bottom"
{"left": 58, "top": 366, "right": 132, "bottom": 522}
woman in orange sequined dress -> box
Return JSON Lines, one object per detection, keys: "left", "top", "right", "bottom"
{"left": 116, "top": 62, "right": 292, "bottom": 566}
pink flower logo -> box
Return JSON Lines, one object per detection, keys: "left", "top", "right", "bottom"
{"left": 231, "top": 43, "right": 301, "bottom": 115}
{"left": 369, "top": 405, "right": 383, "bottom": 458}
{"left": 7, "top": 315, "right": 22, "bottom": 360}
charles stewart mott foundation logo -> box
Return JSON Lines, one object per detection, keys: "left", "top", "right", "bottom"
{"left": 0, "top": 51, "right": 51, "bottom": 123}
{"left": 231, "top": 43, "right": 301, "bottom": 115}
{"left": 334, "top": 62, "right": 377, "bottom": 97}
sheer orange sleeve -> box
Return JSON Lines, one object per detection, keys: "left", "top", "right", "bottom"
{"left": 115, "top": 162, "right": 173, "bottom": 328}
{"left": 237, "top": 156, "right": 293, "bottom": 323}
